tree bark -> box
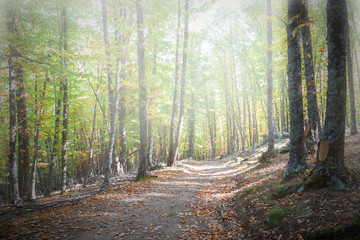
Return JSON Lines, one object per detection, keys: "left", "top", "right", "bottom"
{"left": 136, "top": 0, "right": 148, "bottom": 179}
{"left": 285, "top": 0, "right": 306, "bottom": 179}
{"left": 168, "top": 0, "right": 181, "bottom": 166}
{"left": 7, "top": 2, "right": 22, "bottom": 205}
{"left": 266, "top": 0, "right": 275, "bottom": 153}
{"left": 303, "top": 0, "right": 348, "bottom": 191}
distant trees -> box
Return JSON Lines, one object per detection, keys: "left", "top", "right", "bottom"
{"left": 1, "top": 0, "right": 359, "bottom": 203}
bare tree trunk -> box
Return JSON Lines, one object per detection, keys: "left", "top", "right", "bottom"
{"left": 170, "top": 0, "right": 189, "bottom": 166}
{"left": 148, "top": 45, "right": 158, "bottom": 169}
{"left": 232, "top": 52, "right": 245, "bottom": 150}
{"left": 345, "top": 13, "right": 358, "bottom": 135}
{"left": 168, "top": 0, "right": 181, "bottom": 166}
{"left": 60, "top": 6, "right": 69, "bottom": 193}
{"left": 7, "top": 2, "right": 22, "bottom": 205}
{"left": 266, "top": 0, "right": 275, "bottom": 153}
{"left": 188, "top": 92, "right": 195, "bottom": 158}
{"left": 88, "top": 67, "right": 100, "bottom": 178}
{"left": 280, "top": 72, "right": 287, "bottom": 132}
{"left": 354, "top": 45, "right": 360, "bottom": 92}
{"left": 136, "top": 0, "right": 148, "bottom": 179}
{"left": 31, "top": 75, "right": 47, "bottom": 199}
{"left": 102, "top": 0, "right": 120, "bottom": 184}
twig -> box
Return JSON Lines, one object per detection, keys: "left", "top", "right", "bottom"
{"left": 320, "top": 190, "right": 328, "bottom": 202}
{"left": 242, "top": 209, "right": 262, "bottom": 224}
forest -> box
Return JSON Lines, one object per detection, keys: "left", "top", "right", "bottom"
{"left": 1, "top": 0, "right": 360, "bottom": 239}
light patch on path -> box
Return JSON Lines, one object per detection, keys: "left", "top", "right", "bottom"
{"left": 60, "top": 159, "right": 243, "bottom": 240}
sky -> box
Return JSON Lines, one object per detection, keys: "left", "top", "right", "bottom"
{"left": 191, "top": 0, "right": 245, "bottom": 32}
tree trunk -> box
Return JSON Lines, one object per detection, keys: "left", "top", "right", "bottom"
{"left": 345, "top": 13, "right": 358, "bottom": 135}
{"left": 7, "top": 3, "right": 22, "bottom": 205}
{"left": 266, "top": 0, "right": 275, "bottom": 153}
{"left": 300, "top": 0, "right": 321, "bottom": 149}
{"left": 188, "top": 92, "right": 195, "bottom": 158}
{"left": 232, "top": 53, "right": 245, "bottom": 150}
{"left": 304, "top": 0, "right": 348, "bottom": 191}
{"left": 170, "top": 0, "right": 189, "bottom": 166}
{"left": 212, "top": 110, "right": 217, "bottom": 158}
{"left": 136, "top": 0, "right": 148, "bottom": 179}
{"left": 60, "top": 6, "right": 69, "bottom": 193}
{"left": 354, "top": 46, "right": 360, "bottom": 93}
{"left": 31, "top": 75, "right": 47, "bottom": 199}
{"left": 168, "top": 0, "right": 181, "bottom": 166}
{"left": 285, "top": 0, "right": 306, "bottom": 179}
{"left": 280, "top": 72, "right": 287, "bottom": 132}
{"left": 16, "top": 63, "right": 30, "bottom": 200}
{"left": 102, "top": 0, "right": 120, "bottom": 184}
{"left": 148, "top": 44, "right": 158, "bottom": 170}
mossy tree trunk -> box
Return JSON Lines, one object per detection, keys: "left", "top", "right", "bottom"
{"left": 285, "top": 0, "right": 306, "bottom": 179}
{"left": 304, "top": 0, "right": 348, "bottom": 191}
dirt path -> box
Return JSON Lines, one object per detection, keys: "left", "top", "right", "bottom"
{"left": 2, "top": 159, "right": 245, "bottom": 240}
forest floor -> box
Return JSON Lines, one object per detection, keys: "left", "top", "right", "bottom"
{"left": 1, "top": 134, "right": 360, "bottom": 239}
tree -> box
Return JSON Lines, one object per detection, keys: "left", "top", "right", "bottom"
{"left": 171, "top": 0, "right": 189, "bottom": 166}
{"left": 285, "top": 0, "right": 306, "bottom": 179}
{"left": 266, "top": 0, "right": 275, "bottom": 153}
{"left": 60, "top": 5, "right": 69, "bottom": 193}
{"left": 345, "top": 6, "right": 358, "bottom": 135}
{"left": 303, "top": 0, "right": 348, "bottom": 191}
{"left": 136, "top": 0, "right": 148, "bottom": 179}
{"left": 168, "top": 0, "right": 181, "bottom": 166}
{"left": 6, "top": 0, "right": 22, "bottom": 205}
{"left": 101, "top": 0, "right": 120, "bottom": 185}
{"left": 300, "top": 0, "right": 321, "bottom": 149}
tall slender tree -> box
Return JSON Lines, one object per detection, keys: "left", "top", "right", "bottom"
{"left": 170, "top": 0, "right": 189, "bottom": 166}
{"left": 266, "top": 0, "right": 275, "bottom": 153}
{"left": 102, "top": 0, "right": 120, "bottom": 185}
{"left": 168, "top": 0, "right": 181, "bottom": 166}
{"left": 345, "top": 8, "right": 358, "bottom": 135}
{"left": 285, "top": 0, "right": 306, "bottom": 179}
{"left": 300, "top": 0, "right": 321, "bottom": 148}
{"left": 136, "top": 0, "right": 148, "bottom": 179}
{"left": 7, "top": 0, "right": 22, "bottom": 205}
{"left": 60, "top": 5, "right": 69, "bottom": 193}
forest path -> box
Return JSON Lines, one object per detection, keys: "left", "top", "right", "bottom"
{"left": 5, "top": 158, "right": 250, "bottom": 240}
{"left": 63, "top": 159, "right": 244, "bottom": 240}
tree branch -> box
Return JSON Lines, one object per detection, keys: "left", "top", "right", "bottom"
{"left": 245, "top": 8, "right": 287, "bottom": 26}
